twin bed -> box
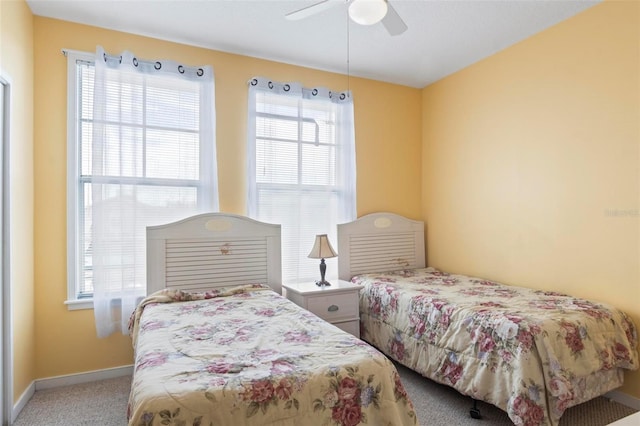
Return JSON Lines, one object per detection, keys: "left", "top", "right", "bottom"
{"left": 127, "top": 211, "right": 638, "bottom": 426}
{"left": 126, "top": 213, "right": 417, "bottom": 426}
{"left": 337, "top": 212, "right": 639, "bottom": 426}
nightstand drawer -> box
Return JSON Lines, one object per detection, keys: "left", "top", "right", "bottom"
{"left": 306, "top": 292, "right": 358, "bottom": 322}
{"left": 282, "top": 280, "right": 363, "bottom": 338}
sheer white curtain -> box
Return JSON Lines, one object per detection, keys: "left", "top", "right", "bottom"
{"left": 247, "top": 77, "right": 356, "bottom": 284}
{"left": 92, "top": 46, "right": 218, "bottom": 337}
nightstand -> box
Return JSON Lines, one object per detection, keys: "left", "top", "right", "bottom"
{"left": 282, "top": 280, "right": 363, "bottom": 338}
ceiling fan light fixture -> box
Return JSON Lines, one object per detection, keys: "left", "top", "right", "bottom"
{"left": 348, "top": 0, "right": 388, "bottom": 26}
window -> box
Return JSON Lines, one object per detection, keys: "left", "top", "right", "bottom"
{"left": 65, "top": 49, "right": 217, "bottom": 315}
{"left": 247, "top": 78, "right": 356, "bottom": 284}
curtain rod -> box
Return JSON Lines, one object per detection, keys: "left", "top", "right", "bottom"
{"left": 62, "top": 48, "right": 156, "bottom": 67}
{"left": 61, "top": 48, "right": 205, "bottom": 76}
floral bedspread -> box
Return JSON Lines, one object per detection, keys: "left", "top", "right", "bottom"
{"left": 353, "top": 268, "right": 639, "bottom": 426}
{"left": 127, "top": 284, "right": 417, "bottom": 426}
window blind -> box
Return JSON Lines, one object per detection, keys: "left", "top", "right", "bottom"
{"left": 247, "top": 78, "right": 356, "bottom": 284}
{"left": 69, "top": 51, "right": 217, "bottom": 304}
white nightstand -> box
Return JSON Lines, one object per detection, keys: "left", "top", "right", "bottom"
{"left": 283, "top": 280, "right": 363, "bottom": 338}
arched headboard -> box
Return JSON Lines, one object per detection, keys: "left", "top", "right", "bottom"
{"left": 337, "top": 212, "right": 425, "bottom": 281}
{"left": 147, "top": 213, "right": 282, "bottom": 295}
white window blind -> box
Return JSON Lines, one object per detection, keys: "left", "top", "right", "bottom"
{"left": 66, "top": 48, "right": 218, "bottom": 337}
{"left": 247, "top": 77, "right": 356, "bottom": 284}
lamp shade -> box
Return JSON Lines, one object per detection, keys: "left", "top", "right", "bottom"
{"left": 308, "top": 234, "right": 338, "bottom": 259}
{"left": 348, "top": 0, "right": 388, "bottom": 26}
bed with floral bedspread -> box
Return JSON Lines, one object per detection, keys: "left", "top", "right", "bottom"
{"left": 353, "top": 267, "right": 638, "bottom": 426}
{"left": 127, "top": 284, "right": 417, "bottom": 426}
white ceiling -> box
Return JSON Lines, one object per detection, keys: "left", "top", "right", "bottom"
{"left": 26, "top": 0, "right": 601, "bottom": 88}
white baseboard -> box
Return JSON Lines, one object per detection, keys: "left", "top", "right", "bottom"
{"left": 11, "top": 381, "right": 34, "bottom": 424}
{"left": 607, "top": 411, "right": 640, "bottom": 426}
{"left": 34, "top": 364, "right": 133, "bottom": 391}
{"left": 11, "top": 365, "right": 133, "bottom": 423}
{"left": 605, "top": 389, "right": 640, "bottom": 411}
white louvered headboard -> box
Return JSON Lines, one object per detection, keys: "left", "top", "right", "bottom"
{"left": 337, "top": 212, "right": 425, "bottom": 281}
{"left": 147, "top": 213, "right": 282, "bottom": 295}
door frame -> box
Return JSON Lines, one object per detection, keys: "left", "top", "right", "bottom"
{"left": 1, "top": 71, "right": 13, "bottom": 426}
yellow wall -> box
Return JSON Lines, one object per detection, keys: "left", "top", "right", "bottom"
{"left": 32, "top": 17, "right": 422, "bottom": 382}
{"left": 0, "top": 0, "right": 36, "bottom": 403}
{"left": 422, "top": 0, "right": 639, "bottom": 398}
{"left": 21, "top": 0, "right": 640, "bottom": 408}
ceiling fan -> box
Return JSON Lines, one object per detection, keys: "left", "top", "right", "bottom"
{"left": 286, "top": 0, "right": 408, "bottom": 36}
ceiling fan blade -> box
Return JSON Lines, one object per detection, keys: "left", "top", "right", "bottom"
{"left": 381, "top": 1, "right": 407, "bottom": 36}
{"left": 285, "top": 0, "right": 341, "bottom": 21}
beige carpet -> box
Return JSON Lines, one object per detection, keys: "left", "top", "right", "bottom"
{"left": 12, "top": 365, "right": 638, "bottom": 425}
{"left": 13, "top": 376, "right": 130, "bottom": 426}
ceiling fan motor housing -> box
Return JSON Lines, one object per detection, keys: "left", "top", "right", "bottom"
{"left": 349, "top": 0, "right": 389, "bottom": 26}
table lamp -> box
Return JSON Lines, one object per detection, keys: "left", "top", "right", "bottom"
{"left": 308, "top": 234, "right": 338, "bottom": 286}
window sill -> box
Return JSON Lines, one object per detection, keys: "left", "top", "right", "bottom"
{"left": 64, "top": 298, "right": 94, "bottom": 311}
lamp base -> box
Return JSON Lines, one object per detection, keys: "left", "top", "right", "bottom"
{"left": 315, "top": 280, "right": 332, "bottom": 287}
